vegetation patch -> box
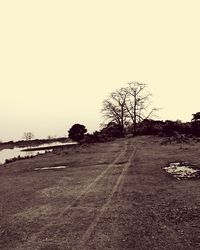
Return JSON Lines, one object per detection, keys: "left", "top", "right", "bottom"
{"left": 163, "top": 162, "right": 200, "bottom": 180}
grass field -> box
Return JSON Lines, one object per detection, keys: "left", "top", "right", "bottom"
{"left": 0, "top": 136, "right": 200, "bottom": 250}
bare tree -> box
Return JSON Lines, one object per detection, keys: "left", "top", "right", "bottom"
{"left": 101, "top": 82, "right": 157, "bottom": 136}
{"left": 101, "top": 88, "right": 128, "bottom": 136}
{"left": 47, "top": 135, "right": 57, "bottom": 140}
{"left": 125, "top": 82, "right": 157, "bottom": 135}
{"left": 23, "top": 132, "right": 34, "bottom": 141}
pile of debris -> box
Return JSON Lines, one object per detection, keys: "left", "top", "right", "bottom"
{"left": 163, "top": 162, "right": 200, "bottom": 180}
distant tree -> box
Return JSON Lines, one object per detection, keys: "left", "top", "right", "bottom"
{"left": 68, "top": 124, "right": 87, "bottom": 143}
{"left": 47, "top": 135, "right": 57, "bottom": 140}
{"left": 23, "top": 132, "right": 34, "bottom": 141}
{"left": 191, "top": 113, "right": 200, "bottom": 136}
{"left": 101, "top": 88, "right": 128, "bottom": 137}
{"left": 192, "top": 112, "right": 200, "bottom": 122}
{"left": 124, "top": 82, "right": 157, "bottom": 135}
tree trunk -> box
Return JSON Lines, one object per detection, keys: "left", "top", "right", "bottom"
{"left": 133, "top": 91, "right": 137, "bottom": 136}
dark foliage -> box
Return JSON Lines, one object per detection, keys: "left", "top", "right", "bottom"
{"left": 136, "top": 119, "right": 165, "bottom": 135}
{"left": 68, "top": 124, "right": 87, "bottom": 143}
{"left": 162, "top": 120, "right": 183, "bottom": 136}
{"left": 83, "top": 131, "right": 110, "bottom": 143}
{"left": 81, "top": 123, "right": 124, "bottom": 144}
{"left": 126, "top": 116, "right": 198, "bottom": 137}
{"left": 101, "top": 122, "right": 124, "bottom": 138}
{"left": 191, "top": 121, "right": 200, "bottom": 136}
{"left": 5, "top": 155, "right": 34, "bottom": 164}
{"left": 192, "top": 112, "right": 200, "bottom": 122}
{"left": 70, "top": 112, "right": 200, "bottom": 145}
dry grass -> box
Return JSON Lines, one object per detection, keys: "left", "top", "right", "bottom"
{"left": 0, "top": 136, "right": 200, "bottom": 249}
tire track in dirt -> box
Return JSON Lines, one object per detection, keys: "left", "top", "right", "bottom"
{"left": 77, "top": 141, "right": 137, "bottom": 249}
{"left": 115, "top": 144, "right": 139, "bottom": 204}
{"left": 15, "top": 141, "right": 129, "bottom": 250}
{"left": 59, "top": 143, "right": 129, "bottom": 212}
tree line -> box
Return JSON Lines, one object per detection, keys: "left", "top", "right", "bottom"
{"left": 9, "top": 81, "right": 199, "bottom": 144}
{"left": 68, "top": 82, "right": 200, "bottom": 143}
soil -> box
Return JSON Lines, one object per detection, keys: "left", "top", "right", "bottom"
{"left": 0, "top": 136, "right": 200, "bottom": 250}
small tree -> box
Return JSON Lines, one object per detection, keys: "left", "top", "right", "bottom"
{"left": 192, "top": 112, "right": 200, "bottom": 122}
{"left": 68, "top": 124, "right": 87, "bottom": 143}
{"left": 23, "top": 132, "right": 34, "bottom": 141}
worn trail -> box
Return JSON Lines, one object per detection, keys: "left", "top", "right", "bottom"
{"left": 78, "top": 142, "right": 137, "bottom": 249}
{"left": 15, "top": 141, "right": 131, "bottom": 250}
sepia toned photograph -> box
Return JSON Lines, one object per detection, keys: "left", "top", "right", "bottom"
{"left": 0, "top": 1, "right": 200, "bottom": 249}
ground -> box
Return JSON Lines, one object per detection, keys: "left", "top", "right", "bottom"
{"left": 0, "top": 136, "right": 200, "bottom": 250}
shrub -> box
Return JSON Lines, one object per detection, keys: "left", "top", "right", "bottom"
{"left": 68, "top": 124, "right": 87, "bottom": 143}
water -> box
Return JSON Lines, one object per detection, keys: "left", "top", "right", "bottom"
{"left": 0, "top": 142, "right": 75, "bottom": 165}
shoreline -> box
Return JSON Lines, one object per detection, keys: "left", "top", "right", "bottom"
{"left": 21, "top": 143, "right": 77, "bottom": 152}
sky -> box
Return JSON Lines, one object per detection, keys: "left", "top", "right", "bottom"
{"left": 0, "top": 0, "right": 200, "bottom": 141}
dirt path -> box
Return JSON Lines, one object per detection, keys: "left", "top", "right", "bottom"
{"left": 78, "top": 142, "right": 137, "bottom": 249}
{"left": 14, "top": 140, "right": 135, "bottom": 250}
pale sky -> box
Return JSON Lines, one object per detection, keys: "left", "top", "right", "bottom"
{"left": 1, "top": 0, "right": 200, "bottom": 141}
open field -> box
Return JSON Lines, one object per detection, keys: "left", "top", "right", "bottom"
{"left": 0, "top": 136, "right": 200, "bottom": 250}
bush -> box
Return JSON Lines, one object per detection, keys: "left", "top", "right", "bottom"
{"left": 191, "top": 121, "right": 200, "bottom": 137}
{"left": 101, "top": 122, "right": 124, "bottom": 138}
{"left": 68, "top": 124, "right": 87, "bottom": 143}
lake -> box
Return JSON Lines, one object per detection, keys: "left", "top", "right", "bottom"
{"left": 0, "top": 142, "right": 76, "bottom": 164}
